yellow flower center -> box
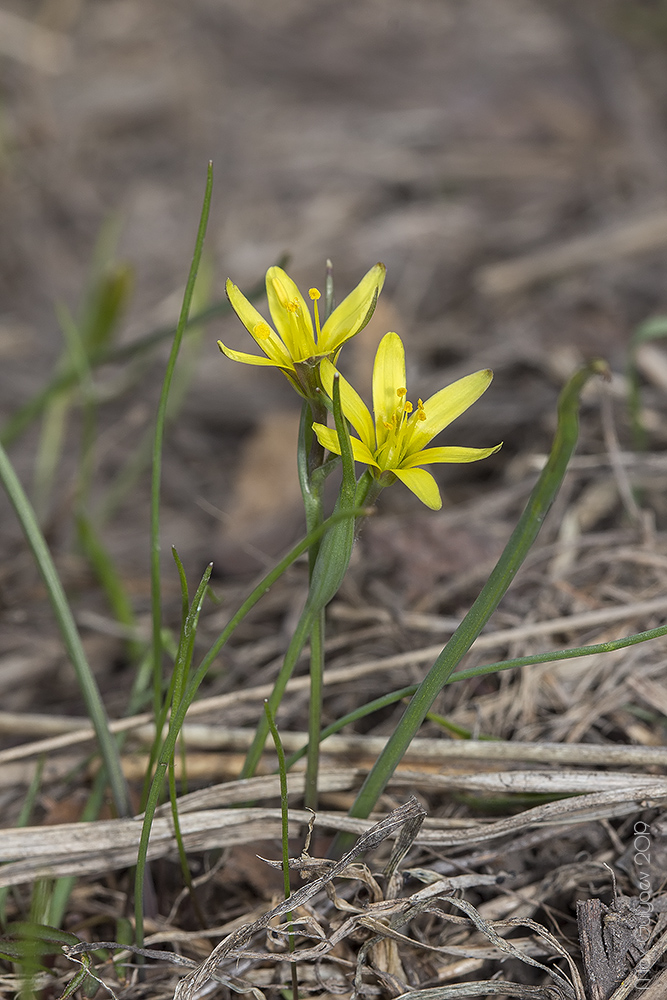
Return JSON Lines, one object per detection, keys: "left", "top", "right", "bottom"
{"left": 378, "top": 387, "right": 424, "bottom": 468}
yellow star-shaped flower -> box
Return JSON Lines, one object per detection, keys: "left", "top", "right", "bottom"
{"left": 312, "top": 332, "right": 502, "bottom": 509}
{"left": 218, "top": 263, "right": 385, "bottom": 398}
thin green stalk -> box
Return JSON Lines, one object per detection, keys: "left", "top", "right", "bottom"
{"left": 304, "top": 609, "right": 325, "bottom": 811}
{"left": 243, "top": 374, "right": 358, "bottom": 785}
{"left": 297, "top": 400, "right": 327, "bottom": 812}
{"left": 444, "top": 621, "right": 667, "bottom": 685}
{"left": 164, "top": 557, "right": 212, "bottom": 914}
{"left": 149, "top": 162, "right": 213, "bottom": 720}
{"left": 264, "top": 700, "right": 299, "bottom": 999}
{"left": 0, "top": 439, "right": 131, "bottom": 819}
{"left": 334, "top": 360, "right": 609, "bottom": 850}
{"left": 132, "top": 506, "right": 367, "bottom": 947}
{"left": 305, "top": 374, "right": 356, "bottom": 807}
{"left": 0, "top": 758, "right": 44, "bottom": 928}
{"left": 135, "top": 561, "right": 212, "bottom": 942}
{"left": 167, "top": 760, "right": 206, "bottom": 928}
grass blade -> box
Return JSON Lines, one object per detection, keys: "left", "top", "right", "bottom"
{"left": 336, "top": 359, "right": 609, "bottom": 845}
{"left": 0, "top": 440, "right": 131, "bottom": 818}
{"left": 149, "top": 162, "right": 213, "bottom": 719}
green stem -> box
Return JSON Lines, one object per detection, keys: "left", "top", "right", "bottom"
{"left": 333, "top": 360, "right": 608, "bottom": 852}
{"left": 304, "top": 608, "right": 325, "bottom": 811}
{"left": 297, "top": 400, "right": 329, "bottom": 811}
{"left": 0, "top": 441, "right": 131, "bottom": 819}
{"left": 149, "top": 163, "right": 213, "bottom": 719}
{"left": 243, "top": 377, "right": 357, "bottom": 790}
{"left": 264, "top": 701, "right": 299, "bottom": 999}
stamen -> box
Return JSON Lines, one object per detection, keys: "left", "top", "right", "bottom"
{"left": 285, "top": 299, "right": 300, "bottom": 314}
{"left": 404, "top": 401, "right": 413, "bottom": 414}
{"left": 416, "top": 399, "right": 427, "bottom": 421}
{"left": 253, "top": 322, "right": 272, "bottom": 340}
{"left": 397, "top": 387, "right": 407, "bottom": 398}
{"left": 309, "top": 287, "right": 322, "bottom": 342}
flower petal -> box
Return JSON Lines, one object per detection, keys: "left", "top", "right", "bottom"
{"left": 349, "top": 437, "right": 379, "bottom": 467}
{"left": 392, "top": 467, "right": 442, "bottom": 510}
{"left": 225, "top": 278, "right": 267, "bottom": 335}
{"left": 312, "top": 423, "right": 341, "bottom": 454}
{"left": 225, "top": 279, "right": 292, "bottom": 366}
{"left": 409, "top": 370, "right": 494, "bottom": 452}
{"left": 320, "top": 262, "right": 386, "bottom": 353}
{"left": 266, "top": 267, "right": 316, "bottom": 362}
{"left": 401, "top": 443, "right": 502, "bottom": 467}
{"left": 372, "top": 332, "right": 406, "bottom": 449}
{"left": 217, "top": 341, "right": 290, "bottom": 369}
{"left": 312, "top": 422, "right": 379, "bottom": 467}
{"left": 319, "top": 359, "right": 376, "bottom": 452}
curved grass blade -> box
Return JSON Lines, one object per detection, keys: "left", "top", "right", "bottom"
{"left": 0, "top": 440, "right": 131, "bottom": 819}
{"left": 149, "top": 163, "right": 213, "bottom": 721}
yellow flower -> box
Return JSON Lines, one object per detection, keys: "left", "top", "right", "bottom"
{"left": 312, "top": 332, "right": 501, "bottom": 510}
{"left": 218, "top": 263, "right": 386, "bottom": 398}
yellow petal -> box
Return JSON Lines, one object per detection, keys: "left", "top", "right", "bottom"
{"left": 372, "top": 332, "right": 406, "bottom": 449}
{"left": 319, "top": 359, "right": 376, "bottom": 452}
{"left": 401, "top": 443, "right": 502, "bottom": 467}
{"left": 217, "top": 340, "right": 290, "bottom": 369}
{"left": 350, "top": 437, "right": 379, "bottom": 467}
{"left": 266, "top": 267, "right": 316, "bottom": 361}
{"left": 312, "top": 422, "right": 379, "bottom": 467}
{"left": 320, "top": 262, "right": 386, "bottom": 353}
{"left": 312, "top": 423, "right": 341, "bottom": 454}
{"left": 392, "top": 467, "right": 442, "bottom": 509}
{"left": 409, "top": 370, "right": 494, "bottom": 452}
{"left": 225, "top": 279, "right": 292, "bottom": 366}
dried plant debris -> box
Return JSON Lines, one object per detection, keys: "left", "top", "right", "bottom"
{"left": 52, "top": 798, "right": 584, "bottom": 1000}
{"left": 6, "top": 798, "right": 655, "bottom": 999}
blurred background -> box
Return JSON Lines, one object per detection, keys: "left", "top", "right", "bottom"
{"left": 2, "top": 0, "right": 667, "bottom": 655}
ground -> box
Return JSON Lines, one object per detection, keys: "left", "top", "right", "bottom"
{"left": 1, "top": 1, "right": 667, "bottom": 997}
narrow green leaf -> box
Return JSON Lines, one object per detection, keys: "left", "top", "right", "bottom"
{"left": 336, "top": 360, "right": 609, "bottom": 847}
{"left": 0, "top": 441, "right": 131, "bottom": 818}
{"left": 149, "top": 162, "right": 213, "bottom": 722}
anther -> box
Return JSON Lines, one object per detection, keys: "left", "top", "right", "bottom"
{"left": 254, "top": 322, "right": 272, "bottom": 340}
{"left": 309, "top": 288, "right": 321, "bottom": 300}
